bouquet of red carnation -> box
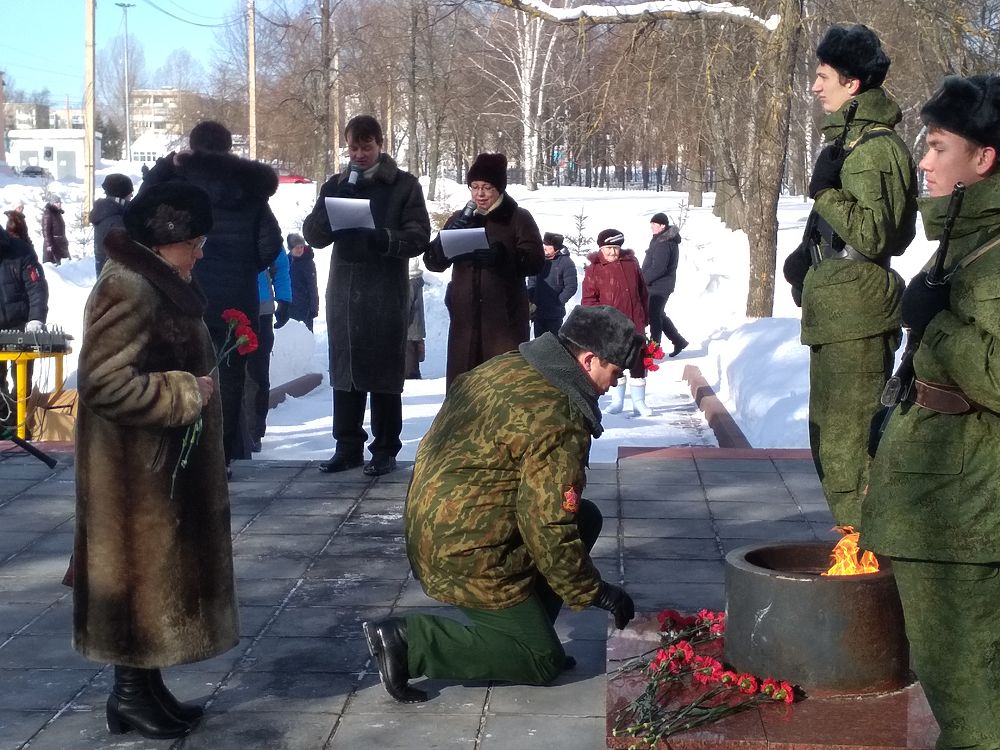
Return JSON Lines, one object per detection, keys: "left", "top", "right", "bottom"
{"left": 171, "top": 309, "right": 259, "bottom": 497}
{"left": 643, "top": 337, "right": 666, "bottom": 372}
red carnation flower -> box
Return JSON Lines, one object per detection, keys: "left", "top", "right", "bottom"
{"left": 737, "top": 674, "right": 758, "bottom": 695}
{"left": 222, "top": 308, "right": 252, "bottom": 329}
{"left": 236, "top": 327, "right": 259, "bottom": 356}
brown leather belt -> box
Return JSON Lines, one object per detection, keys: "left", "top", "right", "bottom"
{"left": 912, "top": 380, "right": 989, "bottom": 415}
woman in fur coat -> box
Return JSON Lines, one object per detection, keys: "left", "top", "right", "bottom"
{"left": 424, "top": 152, "right": 544, "bottom": 388}
{"left": 41, "top": 197, "right": 69, "bottom": 264}
{"left": 72, "top": 182, "right": 238, "bottom": 740}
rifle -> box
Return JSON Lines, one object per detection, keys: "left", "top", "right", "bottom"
{"left": 868, "top": 182, "right": 965, "bottom": 455}
{"left": 803, "top": 99, "right": 860, "bottom": 267}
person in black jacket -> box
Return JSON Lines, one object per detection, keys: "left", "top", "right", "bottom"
{"left": 286, "top": 233, "right": 319, "bottom": 332}
{"left": 138, "top": 120, "right": 283, "bottom": 466}
{"left": 0, "top": 228, "right": 48, "bottom": 422}
{"left": 641, "top": 213, "right": 688, "bottom": 357}
{"left": 527, "top": 232, "right": 577, "bottom": 337}
{"left": 89, "top": 174, "right": 133, "bottom": 275}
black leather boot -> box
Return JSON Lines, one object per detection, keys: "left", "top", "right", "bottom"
{"left": 148, "top": 668, "right": 204, "bottom": 725}
{"left": 362, "top": 618, "right": 427, "bottom": 703}
{"left": 106, "top": 665, "right": 192, "bottom": 739}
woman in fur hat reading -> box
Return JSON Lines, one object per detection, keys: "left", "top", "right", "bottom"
{"left": 424, "top": 152, "right": 545, "bottom": 387}
{"left": 72, "top": 182, "right": 238, "bottom": 741}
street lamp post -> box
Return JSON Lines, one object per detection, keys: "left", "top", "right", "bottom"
{"left": 116, "top": 3, "right": 135, "bottom": 161}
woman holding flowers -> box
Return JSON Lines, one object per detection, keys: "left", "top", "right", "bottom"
{"left": 72, "top": 182, "right": 238, "bottom": 741}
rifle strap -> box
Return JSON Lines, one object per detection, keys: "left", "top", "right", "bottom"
{"left": 955, "top": 233, "right": 1000, "bottom": 272}
{"left": 845, "top": 126, "right": 894, "bottom": 153}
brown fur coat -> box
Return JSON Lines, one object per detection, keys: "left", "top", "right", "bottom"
{"left": 73, "top": 228, "right": 238, "bottom": 668}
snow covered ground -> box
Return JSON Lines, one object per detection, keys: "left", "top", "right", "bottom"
{"left": 0, "top": 162, "right": 937, "bottom": 461}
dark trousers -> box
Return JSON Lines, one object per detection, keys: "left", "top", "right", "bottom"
{"left": 210, "top": 325, "right": 250, "bottom": 463}
{"left": 332, "top": 388, "right": 402, "bottom": 460}
{"left": 405, "top": 498, "right": 603, "bottom": 685}
{"left": 648, "top": 293, "right": 684, "bottom": 346}
{"left": 533, "top": 317, "right": 563, "bottom": 339}
{"left": 244, "top": 314, "right": 275, "bottom": 440}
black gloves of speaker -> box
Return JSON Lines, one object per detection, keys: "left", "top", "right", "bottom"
{"left": 593, "top": 581, "right": 635, "bottom": 630}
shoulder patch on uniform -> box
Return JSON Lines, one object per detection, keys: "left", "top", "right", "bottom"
{"left": 562, "top": 485, "right": 580, "bottom": 513}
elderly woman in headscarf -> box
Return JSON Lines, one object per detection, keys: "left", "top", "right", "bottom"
{"left": 72, "top": 182, "right": 238, "bottom": 741}
{"left": 424, "top": 152, "right": 545, "bottom": 387}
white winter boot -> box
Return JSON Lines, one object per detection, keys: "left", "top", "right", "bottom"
{"left": 605, "top": 382, "right": 626, "bottom": 414}
{"left": 631, "top": 379, "right": 653, "bottom": 417}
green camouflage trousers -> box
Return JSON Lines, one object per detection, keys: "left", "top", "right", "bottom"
{"left": 808, "top": 333, "right": 897, "bottom": 528}
{"left": 892, "top": 559, "right": 1000, "bottom": 749}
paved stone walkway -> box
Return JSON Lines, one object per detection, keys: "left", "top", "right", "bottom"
{"left": 0, "top": 445, "right": 831, "bottom": 749}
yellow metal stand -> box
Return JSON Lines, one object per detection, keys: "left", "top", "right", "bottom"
{"left": 0, "top": 350, "right": 69, "bottom": 440}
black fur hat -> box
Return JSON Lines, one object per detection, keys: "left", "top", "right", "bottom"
{"left": 543, "top": 232, "right": 564, "bottom": 249}
{"left": 467, "top": 153, "right": 508, "bottom": 193}
{"left": 559, "top": 305, "right": 644, "bottom": 371}
{"left": 816, "top": 25, "right": 890, "bottom": 91}
{"left": 921, "top": 75, "right": 1000, "bottom": 150}
{"left": 597, "top": 228, "right": 625, "bottom": 247}
{"left": 125, "top": 182, "right": 213, "bottom": 247}
{"left": 102, "top": 173, "right": 134, "bottom": 199}
{"left": 189, "top": 120, "right": 233, "bottom": 153}
{"left": 650, "top": 212, "right": 670, "bottom": 226}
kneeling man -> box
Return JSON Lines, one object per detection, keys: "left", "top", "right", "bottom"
{"left": 364, "top": 305, "right": 640, "bottom": 702}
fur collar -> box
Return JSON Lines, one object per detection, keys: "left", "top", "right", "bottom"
{"left": 104, "top": 228, "right": 206, "bottom": 317}
{"left": 520, "top": 333, "right": 602, "bottom": 437}
{"left": 173, "top": 150, "right": 279, "bottom": 198}
{"left": 586, "top": 248, "right": 637, "bottom": 265}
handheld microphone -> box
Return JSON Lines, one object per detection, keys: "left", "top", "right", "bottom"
{"left": 347, "top": 165, "right": 361, "bottom": 186}
{"left": 460, "top": 200, "right": 476, "bottom": 221}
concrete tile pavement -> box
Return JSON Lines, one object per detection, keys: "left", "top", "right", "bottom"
{"left": 0, "top": 445, "right": 828, "bottom": 749}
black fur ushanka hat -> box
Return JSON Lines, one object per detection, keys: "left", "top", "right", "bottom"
{"left": 466, "top": 153, "right": 508, "bottom": 193}
{"left": 816, "top": 25, "right": 890, "bottom": 91}
{"left": 921, "top": 75, "right": 1000, "bottom": 150}
{"left": 125, "top": 182, "right": 213, "bottom": 248}
{"left": 559, "top": 305, "right": 645, "bottom": 371}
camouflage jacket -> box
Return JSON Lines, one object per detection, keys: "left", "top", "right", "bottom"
{"left": 862, "top": 173, "right": 1000, "bottom": 562}
{"left": 404, "top": 341, "right": 603, "bottom": 610}
{"left": 801, "top": 88, "right": 918, "bottom": 345}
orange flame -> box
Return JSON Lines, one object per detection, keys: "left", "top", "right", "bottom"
{"left": 822, "top": 526, "right": 879, "bottom": 576}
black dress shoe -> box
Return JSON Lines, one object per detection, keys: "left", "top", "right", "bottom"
{"left": 363, "top": 619, "right": 427, "bottom": 703}
{"left": 669, "top": 339, "right": 689, "bottom": 357}
{"left": 363, "top": 456, "right": 397, "bottom": 477}
{"left": 318, "top": 454, "right": 364, "bottom": 473}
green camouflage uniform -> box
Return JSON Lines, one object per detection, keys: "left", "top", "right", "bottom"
{"left": 862, "top": 174, "right": 1000, "bottom": 750}
{"left": 404, "top": 340, "right": 604, "bottom": 685}
{"left": 800, "top": 87, "right": 918, "bottom": 527}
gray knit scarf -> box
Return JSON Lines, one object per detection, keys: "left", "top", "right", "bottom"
{"left": 519, "top": 333, "right": 603, "bottom": 438}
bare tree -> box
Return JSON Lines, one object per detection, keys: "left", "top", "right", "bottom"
{"left": 96, "top": 34, "right": 146, "bottom": 128}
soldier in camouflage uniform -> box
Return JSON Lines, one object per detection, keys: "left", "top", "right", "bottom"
{"left": 785, "top": 25, "right": 918, "bottom": 528}
{"left": 363, "top": 305, "right": 641, "bottom": 703}
{"left": 862, "top": 75, "right": 1000, "bottom": 750}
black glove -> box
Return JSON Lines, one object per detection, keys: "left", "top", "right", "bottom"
{"left": 901, "top": 271, "right": 951, "bottom": 337}
{"left": 330, "top": 227, "right": 369, "bottom": 242}
{"left": 474, "top": 242, "right": 505, "bottom": 267}
{"left": 592, "top": 581, "right": 635, "bottom": 630}
{"left": 808, "top": 145, "right": 846, "bottom": 199}
{"left": 447, "top": 213, "right": 471, "bottom": 230}
{"left": 274, "top": 301, "right": 290, "bottom": 329}
{"left": 782, "top": 243, "right": 811, "bottom": 308}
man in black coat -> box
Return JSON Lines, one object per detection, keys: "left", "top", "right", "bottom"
{"left": 303, "top": 114, "right": 430, "bottom": 477}
{"left": 138, "top": 121, "right": 283, "bottom": 465}
{"left": 641, "top": 213, "right": 688, "bottom": 357}
{"left": 89, "top": 173, "right": 133, "bottom": 275}
{"left": 527, "top": 232, "right": 578, "bottom": 337}
{"left": 0, "top": 228, "right": 48, "bottom": 420}
{"left": 286, "top": 233, "right": 319, "bottom": 332}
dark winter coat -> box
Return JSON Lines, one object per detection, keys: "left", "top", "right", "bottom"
{"left": 41, "top": 203, "right": 69, "bottom": 263}
{"left": 424, "top": 193, "right": 544, "bottom": 386}
{"left": 303, "top": 154, "right": 430, "bottom": 393}
{"left": 582, "top": 249, "right": 649, "bottom": 333}
{"left": 4, "top": 210, "right": 33, "bottom": 252}
{"left": 642, "top": 225, "right": 681, "bottom": 296}
{"left": 73, "top": 228, "right": 238, "bottom": 668}
{"left": 288, "top": 246, "right": 319, "bottom": 324}
{"left": 139, "top": 150, "right": 283, "bottom": 334}
{"left": 528, "top": 248, "right": 577, "bottom": 322}
{"left": 88, "top": 197, "right": 127, "bottom": 275}
{"left": 0, "top": 228, "right": 47, "bottom": 328}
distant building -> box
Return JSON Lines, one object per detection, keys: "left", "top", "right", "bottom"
{"left": 7, "top": 129, "right": 102, "bottom": 180}
{"left": 129, "top": 87, "right": 202, "bottom": 138}
{"left": 4, "top": 102, "right": 51, "bottom": 131}
{"left": 129, "top": 131, "right": 186, "bottom": 164}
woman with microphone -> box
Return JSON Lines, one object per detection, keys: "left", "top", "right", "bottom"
{"left": 424, "top": 153, "right": 544, "bottom": 388}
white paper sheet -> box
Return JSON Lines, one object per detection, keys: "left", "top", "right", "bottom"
{"left": 324, "top": 197, "right": 376, "bottom": 232}
{"left": 438, "top": 228, "right": 489, "bottom": 259}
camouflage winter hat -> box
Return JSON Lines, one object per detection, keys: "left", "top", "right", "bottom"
{"left": 125, "top": 182, "right": 213, "bottom": 247}
{"left": 921, "top": 75, "right": 1000, "bottom": 151}
{"left": 559, "top": 305, "right": 644, "bottom": 371}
